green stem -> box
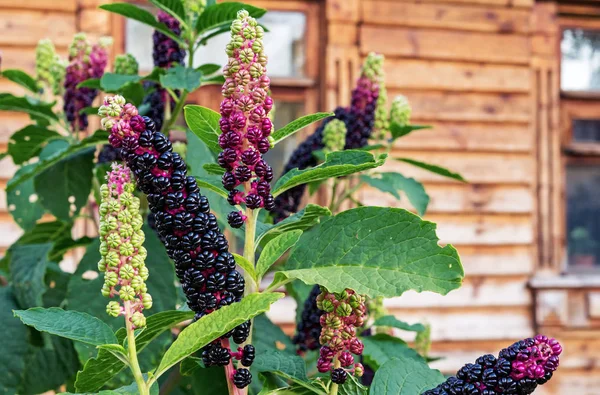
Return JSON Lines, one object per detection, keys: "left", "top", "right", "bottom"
{"left": 329, "top": 356, "right": 341, "bottom": 395}
{"left": 124, "top": 301, "right": 149, "bottom": 395}
{"left": 328, "top": 179, "right": 339, "bottom": 212}
{"left": 332, "top": 180, "right": 364, "bottom": 213}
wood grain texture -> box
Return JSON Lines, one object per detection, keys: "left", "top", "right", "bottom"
{"left": 0, "top": 9, "right": 76, "bottom": 47}
{"left": 0, "top": 0, "right": 76, "bottom": 11}
{"left": 360, "top": 26, "right": 530, "bottom": 64}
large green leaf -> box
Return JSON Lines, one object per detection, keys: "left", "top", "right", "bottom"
{"left": 0, "top": 287, "right": 30, "bottom": 395}
{"left": 195, "top": 2, "right": 266, "bottom": 34}
{"left": 395, "top": 158, "right": 466, "bottom": 182}
{"left": 253, "top": 350, "right": 308, "bottom": 384}
{"left": 14, "top": 308, "right": 118, "bottom": 346}
{"left": 7, "top": 125, "right": 60, "bottom": 165}
{"left": 338, "top": 375, "right": 368, "bottom": 395}
{"left": 65, "top": 378, "right": 159, "bottom": 395}
{"left": 10, "top": 243, "right": 52, "bottom": 308}
{"left": 256, "top": 230, "right": 302, "bottom": 281}
{"left": 7, "top": 165, "right": 46, "bottom": 230}
{"left": 74, "top": 310, "right": 193, "bottom": 392}
{"left": 99, "top": 3, "right": 185, "bottom": 45}
{"left": 194, "top": 176, "right": 228, "bottom": 199}
{"left": 196, "top": 63, "right": 221, "bottom": 75}
{"left": 184, "top": 105, "right": 221, "bottom": 155}
{"left": 252, "top": 314, "right": 295, "bottom": 355}
{"left": 369, "top": 355, "right": 445, "bottom": 395}
{"left": 360, "top": 334, "right": 422, "bottom": 370}
{"left": 278, "top": 207, "right": 464, "bottom": 298}
{"left": 160, "top": 65, "right": 202, "bottom": 92}
{"left": 372, "top": 315, "right": 426, "bottom": 333}
{"left": 272, "top": 151, "right": 386, "bottom": 197}
{"left": 389, "top": 123, "right": 431, "bottom": 141}
{"left": 271, "top": 112, "right": 333, "bottom": 145}
{"left": 257, "top": 204, "right": 331, "bottom": 246}
{"left": 6, "top": 129, "right": 109, "bottom": 191}
{"left": 202, "top": 163, "right": 225, "bottom": 175}
{"left": 2, "top": 69, "right": 39, "bottom": 93}
{"left": 360, "top": 172, "right": 429, "bottom": 216}
{"left": 0, "top": 93, "right": 57, "bottom": 122}
{"left": 35, "top": 147, "right": 95, "bottom": 221}
{"left": 100, "top": 73, "right": 142, "bottom": 91}
{"left": 154, "top": 292, "right": 284, "bottom": 379}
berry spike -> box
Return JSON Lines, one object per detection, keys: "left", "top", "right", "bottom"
{"left": 422, "top": 336, "right": 562, "bottom": 395}
{"left": 217, "top": 9, "right": 275, "bottom": 218}
{"left": 98, "top": 94, "right": 254, "bottom": 388}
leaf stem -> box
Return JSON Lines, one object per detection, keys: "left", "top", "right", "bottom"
{"left": 329, "top": 356, "right": 341, "bottom": 395}
{"left": 124, "top": 301, "right": 149, "bottom": 395}
{"left": 332, "top": 180, "right": 364, "bottom": 213}
{"left": 328, "top": 179, "right": 339, "bottom": 212}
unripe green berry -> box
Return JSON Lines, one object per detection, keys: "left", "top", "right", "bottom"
{"left": 104, "top": 271, "right": 118, "bottom": 287}
{"left": 107, "top": 233, "right": 121, "bottom": 248}
{"left": 138, "top": 265, "right": 149, "bottom": 281}
{"left": 321, "top": 299, "right": 335, "bottom": 313}
{"left": 119, "top": 264, "right": 135, "bottom": 280}
{"left": 99, "top": 241, "right": 109, "bottom": 256}
{"left": 131, "top": 275, "right": 145, "bottom": 292}
{"left": 131, "top": 311, "right": 146, "bottom": 328}
{"left": 106, "top": 251, "right": 120, "bottom": 267}
{"left": 119, "top": 223, "right": 134, "bottom": 238}
{"left": 120, "top": 242, "right": 134, "bottom": 257}
{"left": 142, "top": 293, "right": 153, "bottom": 309}
{"left": 100, "top": 184, "right": 109, "bottom": 198}
{"left": 131, "top": 215, "right": 143, "bottom": 231}
{"left": 106, "top": 301, "right": 121, "bottom": 317}
{"left": 131, "top": 255, "right": 145, "bottom": 268}
{"left": 107, "top": 216, "right": 118, "bottom": 230}
{"left": 119, "top": 285, "right": 135, "bottom": 301}
{"left": 336, "top": 302, "right": 352, "bottom": 317}
{"left": 326, "top": 314, "right": 342, "bottom": 329}
{"left": 97, "top": 258, "right": 106, "bottom": 272}
{"left": 120, "top": 191, "right": 133, "bottom": 207}
{"left": 118, "top": 209, "right": 132, "bottom": 224}
{"left": 138, "top": 246, "right": 148, "bottom": 260}
{"left": 101, "top": 283, "right": 112, "bottom": 297}
{"left": 130, "top": 231, "right": 145, "bottom": 248}
{"left": 108, "top": 199, "right": 121, "bottom": 213}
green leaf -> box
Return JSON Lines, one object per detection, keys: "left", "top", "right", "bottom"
{"left": 369, "top": 354, "right": 445, "bottom": 395}
{"left": 199, "top": 74, "right": 225, "bottom": 85}
{"left": 49, "top": 236, "right": 94, "bottom": 263}
{"left": 361, "top": 334, "right": 422, "bottom": 370}
{"left": 396, "top": 158, "right": 466, "bottom": 182}
{"left": 154, "top": 292, "right": 284, "bottom": 378}
{"left": 233, "top": 253, "right": 257, "bottom": 284}
{"left": 99, "top": 3, "right": 185, "bottom": 45}
{"left": 178, "top": 366, "right": 229, "bottom": 395}
{"left": 256, "top": 204, "right": 331, "bottom": 246}
{"left": 7, "top": 125, "right": 60, "bottom": 165}
{"left": 272, "top": 150, "right": 386, "bottom": 197}
{"left": 6, "top": 129, "right": 109, "bottom": 191}
{"left": 253, "top": 314, "right": 296, "bottom": 355}
{"left": 194, "top": 176, "right": 228, "bottom": 199}
{"left": 186, "top": 130, "right": 216, "bottom": 175}
{"left": 372, "top": 315, "right": 426, "bottom": 332}
{"left": 280, "top": 207, "right": 464, "bottom": 298}
{"left": 196, "top": 63, "right": 221, "bottom": 75}
{"left": 202, "top": 163, "right": 225, "bottom": 175}
{"left": 338, "top": 375, "right": 368, "bottom": 395}
{"left": 195, "top": 2, "right": 267, "bottom": 34}
{"left": 14, "top": 307, "right": 118, "bottom": 346}
{"left": 389, "top": 123, "right": 431, "bottom": 141}
{"left": 77, "top": 78, "right": 101, "bottom": 89}
{"left": 65, "top": 378, "right": 159, "bottom": 395}
{"left": 184, "top": 104, "right": 221, "bottom": 155}
{"left": 271, "top": 112, "right": 333, "bottom": 145}
{"left": 2, "top": 69, "right": 39, "bottom": 93}
{"left": 74, "top": 310, "right": 193, "bottom": 392}
{"left": 179, "top": 356, "right": 204, "bottom": 376}
{"left": 0, "top": 287, "right": 30, "bottom": 395}
{"left": 10, "top": 243, "right": 52, "bottom": 308}
{"left": 100, "top": 73, "right": 142, "bottom": 91}
{"left": 256, "top": 230, "right": 302, "bottom": 281}
{"left": 360, "top": 172, "right": 429, "bottom": 216}
{"left": 160, "top": 65, "right": 202, "bottom": 92}
{"left": 35, "top": 147, "right": 95, "bottom": 221}
{"left": 7, "top": 165, "right": 46, "bottom": 230}
{"left": 149, "top": 0, "right": 186, "bottom": 22}
{"left": 0, "top": 93, "right": 57, "bottom": 122}
{"left": 253, "top": 350, "right": 308, "bottom": 381}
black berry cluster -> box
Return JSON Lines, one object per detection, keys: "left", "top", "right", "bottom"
{"left": 99, "top": 96, "right": 254, "bottom": 389}
{"left": 292, "top": 284, "right": 324, "bottom": 353}
{"left": 422, "top": 336, "right": 562, "bottom": 395}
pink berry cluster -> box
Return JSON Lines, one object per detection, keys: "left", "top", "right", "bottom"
{"left": 64, "top": 33, "right": 111, "bottom": 131}
{"left": 218, "top": 10, "right": 275, "bottom": 227}
{"left": 316, "top": 288, "right": 366, "bottom": 385}
{"left": 510, "top": 335, "right": 562, "bottom": 381}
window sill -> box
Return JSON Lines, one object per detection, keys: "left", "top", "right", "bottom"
{"left": 530, "top": 273, "right": 600, "bottom": 289}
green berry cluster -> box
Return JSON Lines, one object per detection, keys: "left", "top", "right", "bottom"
{"left": 114, "top": 54, "right": 139, "bottom": 75}
{"left": 35, "top": 39, "right": 67, "bottom": 95}
{"left": 322, "top": 119, "right": 347, "bottom": 154}
{"left": 98, "top": 163, "right": 151, "bottom": 327}
{"left": 389, "top": 95, "right": 412, "bottom": 127}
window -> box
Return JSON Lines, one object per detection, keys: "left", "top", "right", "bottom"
{"left": 561, "top": 28, "right": 600, "bottom": 92}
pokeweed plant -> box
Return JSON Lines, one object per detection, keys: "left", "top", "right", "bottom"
{"left": 1, "top": 2, "right": 563, "bottom": 395}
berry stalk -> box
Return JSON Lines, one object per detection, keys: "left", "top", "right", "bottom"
{"left": 124, "top": 300, "right": 149, "bottom": 395}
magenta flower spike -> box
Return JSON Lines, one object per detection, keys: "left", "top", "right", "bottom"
{"left": 217, "top": 10, "right": 275, "bottom": 228}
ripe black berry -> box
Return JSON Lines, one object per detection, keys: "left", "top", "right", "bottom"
{"left": 232, "top": 368, "right": 252, "bottom": 389}
{"left": 331, "top": 368, "right": 347, "bottom": 384}
{"left": 227, "top": 211, "right": 245, "bottom": 228}
{"left": 241, "top": 344, "right": 255, "bottom": 367}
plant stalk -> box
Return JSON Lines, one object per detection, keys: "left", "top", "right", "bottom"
{"left": 222, "top": 338, "right": 243, "bottom": 395}
{"left": 124, "top": 301, "right": 149, "bottom": 395}
{"left": 329, "top": 356, "right": 341, "bottom": 395}
{"left": 332, "top": 180, "right": 364, "bottom": 213}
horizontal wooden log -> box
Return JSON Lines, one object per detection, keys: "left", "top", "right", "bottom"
{"left": 361, "top": 26, "right": 530, "bottom": 64}
{"left": 383, "top": 151, "right": 533, "bottom": 184}
{"left": 0, "top": 10, "right": 76, "bottom": 47}
{"left": 362, "top": 1, "right": 531, "bottom": 33}
{"left": 0, "top": 0, "right": 76, "bottom": 11}
{"left": 359, "top": 184, "right": 533, "bottom": 214}
{"left": 385, "top": 275, "right": 531, "bottom": 308}
{"left": 383, "top": 59, "right": 531, "bottom": 93}
{"left": 1, "top": 47, "right": 68, "bottom": 73}
{"left": 389, "top": 91, "right": 531, "bottom": 123}
{"left": 453, "top": 245, "right": 534, "bottom": 275}
{"left": 361, "top": 0, "right": 534, "bottom": 8}
{"left": 393, "top": 122, "right": 533, "bottom": 153}
{"left": 0, "top": 112, "right": 30, "bottom": 143}
{"left": 0, "top": 151, "right": 18, "bottom": 180}
{"left": 80, "top": 9, "right": 112, "bottom": 36}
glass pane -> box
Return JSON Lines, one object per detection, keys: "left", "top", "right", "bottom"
{"left": 561, "top": 29, "right": 600, "bottom": 91}
{"left": 573, "top": 119, "right": 600, "bottom": 143}
{"left": 566, "top": 165, "right": 600, "bottom": 271}
{"left": 193, "top": 11, "right": 307, "bottom": 78}
{"left": 263, "top": 100, "right": 304, "bottom": 179}
{"left": 125, "top": 7, "right": 156, "bottom": 72}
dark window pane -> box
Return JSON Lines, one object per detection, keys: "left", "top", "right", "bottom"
{"left": 561, "top": 29, "right": 600, "bottom": 91}
{"left": 566, "top": 165, "right": 600, "bottom": 271}
{"left": 263, "top": 101, "right": 304, "bottom": 179}
{"left": 573, "top": 119, "right": 600, "bottom": 143}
